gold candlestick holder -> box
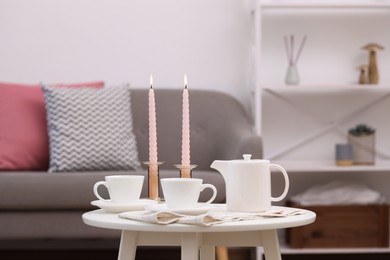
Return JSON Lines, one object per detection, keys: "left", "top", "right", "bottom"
{"left": 143, "top": 161, "right": 164, "bottom": 200}
{"left": 174, "top": 164, "right": 197, "bottom": 178}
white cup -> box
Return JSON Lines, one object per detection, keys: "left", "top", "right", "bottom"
{"left": 93, "top": 175, "right": 144, "bottom": 204}
{"left": 161, "top": 178, "right": 217, "bottom": 209}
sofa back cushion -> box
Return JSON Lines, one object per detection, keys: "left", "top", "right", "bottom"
{"left": 0, "top": 81, "right": 104, "bottom": 171}
{"left": 131, "top": 89, "right": 254, "bottom": 170}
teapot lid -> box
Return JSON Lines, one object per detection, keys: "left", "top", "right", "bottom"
{"left": 243, "top": 154, "right": 252, "bottom": 161}
{"left": 237, "top": 154, "right": 269, "bottom": 163}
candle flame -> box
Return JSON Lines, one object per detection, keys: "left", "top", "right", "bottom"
{"left": 150, "top": 75, "right": 153, "bottom": 89}
{"left": 184, "top": 74, "right": 188, "bottom": 89}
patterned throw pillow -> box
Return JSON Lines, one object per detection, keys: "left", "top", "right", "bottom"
{"left": 42, "top": 85, "right": 141, "bottom": 172}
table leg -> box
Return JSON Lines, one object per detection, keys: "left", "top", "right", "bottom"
{"left": 200, "top": 245, "right": 215, "bottom": 260}
{"left": 181, "top": 233, "right": 199, "bottom": 260}
{"left": 118, "top": 230, "right": 138, "bottom": 260}
{"left": 260, "top": 230, "right": 281, "bottom": 260}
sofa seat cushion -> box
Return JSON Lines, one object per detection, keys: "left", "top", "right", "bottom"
{"left": 0, "top": 170, "right": 225, "bottom": 210}
{"left": 0, "top": 211, "right": 121, "bottom": 240}
{"left": 0, "top": 171, "right": 123, "bottom": 210}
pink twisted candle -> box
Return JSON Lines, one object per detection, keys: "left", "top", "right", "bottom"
{"left": 181, "top": 75, "right": 190, "bottom": 167}
{"left": 149, "top": 76, "right": 158, "bottom": 164}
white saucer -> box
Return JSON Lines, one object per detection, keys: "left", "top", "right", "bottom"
{"left": 91, "top": 199, "right": 158, "bottom": 213}
{"left": 144, "top": 203, "right": 215, "bottom": 215}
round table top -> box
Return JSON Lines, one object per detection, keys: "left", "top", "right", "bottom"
{"left": 82, "top": 205, "right": 316, "bottom": 233}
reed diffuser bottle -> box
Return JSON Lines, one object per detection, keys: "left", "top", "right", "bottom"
{"left": 284, "top": 35, "right": 307, "bottom": 85}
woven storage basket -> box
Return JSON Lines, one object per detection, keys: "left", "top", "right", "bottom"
{"left": 348, "top": 133, "right": 375, "bottom": 165}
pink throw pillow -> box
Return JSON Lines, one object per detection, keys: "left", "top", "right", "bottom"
{"left": 0, "top": 81, "right": 104, "bottom": 171}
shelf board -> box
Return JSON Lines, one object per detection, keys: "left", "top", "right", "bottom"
{"left": 279, "top": 242, "right": 390, "bottom": 254}
{"left": 262, "top": 84, "right": 390, "bottom": 92}
{"left": 281, "top": 247, "right": 390, "bottom": 254}
{"left": 271, "top": 160, "right": 390, "bottom": 172}
{"left": 259, "top": 0, "right": 390, "bottom": 9}
{"left": 276, "top": 232, "right": 390, "bottom": 254}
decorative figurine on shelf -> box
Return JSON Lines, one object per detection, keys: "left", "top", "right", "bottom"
{"left": 284, "top": 34, "right": 307, "bottom": 85}
{"left": 362, "top": 43, "right": 385, "bottom": 84}
{"left": 357, "top": 64, "right": 369, "bottom": 84}
{"left": 348, "top": 124, "right": 376, "bottom": 165}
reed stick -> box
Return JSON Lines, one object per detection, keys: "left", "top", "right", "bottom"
{"left": 284, "top": 34, "right": 307, "bottom": 65}
{"left": 284, "top": 35, "right": 291, "bottom": 65}
{"left": 294, "top": 35, "right": 307, "bottom": 65}
{"left": 290, "top": 35, "right": 294, "bottom": 65}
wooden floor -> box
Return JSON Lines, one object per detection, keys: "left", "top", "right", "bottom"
{"left": 0, "top": 247, "right": 390, "bottom": 260}
{"left": 1, "top": 249, "right": 390, "bottom": 260}
{"left": 0, "top": 247, "right": 255, "bottom": 260}
{"left": 0, "top": 248, "right": 254, "bottom": 260}
{"left": 284, "top": 254, "right": 390, "bottom": 260}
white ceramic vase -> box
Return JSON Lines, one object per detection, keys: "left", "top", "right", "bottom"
{"left": 285, "top": 64, "right": 300, "bottom": 85}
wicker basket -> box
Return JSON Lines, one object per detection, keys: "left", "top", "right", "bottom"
{"left": 348, "top": 133, "right": 375, "bottom": 165}
{"left": 287, "top": 203, "right": 389, "bottom": 248}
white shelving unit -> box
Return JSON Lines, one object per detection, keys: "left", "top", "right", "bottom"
{"left": 279, "top": 239, "right": 390, "bottom": 255}
{"left": 252, "top": 0, "right": 390, "bottom": 257}
{"left": 252, "top": 0, "right": 390, "bottom": 163}
{"left": 262, "top": 86, "right": 390, "bottom": 161}
{"left": 260, "top": 0, "right": 390, "bottom": 8}
{"left": 272, "top": 160, "right": 390, "bottom": 172}
{"left": 257, "top": 237, "right": 390, "bottom": 260}
{"left": 252, "top": 0, "right": 390, "bottom": 135}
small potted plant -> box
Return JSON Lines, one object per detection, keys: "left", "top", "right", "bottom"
{"left": 348, "top": 124, "right": 376, "bottom": 165}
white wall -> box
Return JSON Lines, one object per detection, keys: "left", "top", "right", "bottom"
{"left": 2, "top": 1, "right": 390, "bottom": 140}
{"left": 0, "top": 0, "right": 252, "bottom": 103}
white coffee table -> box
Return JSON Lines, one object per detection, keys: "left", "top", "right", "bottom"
{"left": 82, "top": 206, "right": 316, "bottom": 260}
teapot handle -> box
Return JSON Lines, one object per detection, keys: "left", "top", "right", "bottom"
{"left": 270, "top": 164, "right": 290, "bottom": 202}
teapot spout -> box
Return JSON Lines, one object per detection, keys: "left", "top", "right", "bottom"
{"left": 210, "top": 160, "right": 228, "bottom": 178}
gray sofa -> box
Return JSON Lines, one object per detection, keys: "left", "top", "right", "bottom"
{"left": 0, "top": 89, "right": 262, "bottom": 249}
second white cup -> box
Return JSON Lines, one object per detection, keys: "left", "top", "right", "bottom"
{"left": 93, "top": 175, "right": 144, "bottom": 204}
{"left": 161, "top": 178, "right": 217, "bottom": 209}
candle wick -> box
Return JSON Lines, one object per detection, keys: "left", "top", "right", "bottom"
{"left": 150, "top": 85, "right": 153, "bottom": 89}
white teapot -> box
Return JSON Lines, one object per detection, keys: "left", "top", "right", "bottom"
{"left": 210, "top": 154, "right": 289, "bottom": 212}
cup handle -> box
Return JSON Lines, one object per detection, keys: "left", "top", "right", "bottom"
{"left": 200, "top": 184, "right": 217, "bottom": 205}
{"left": 93, "top": 181, "right": 109, "bottom": 201}
{"left": 270, "top": 164, "right": 290, "bottom": 202}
